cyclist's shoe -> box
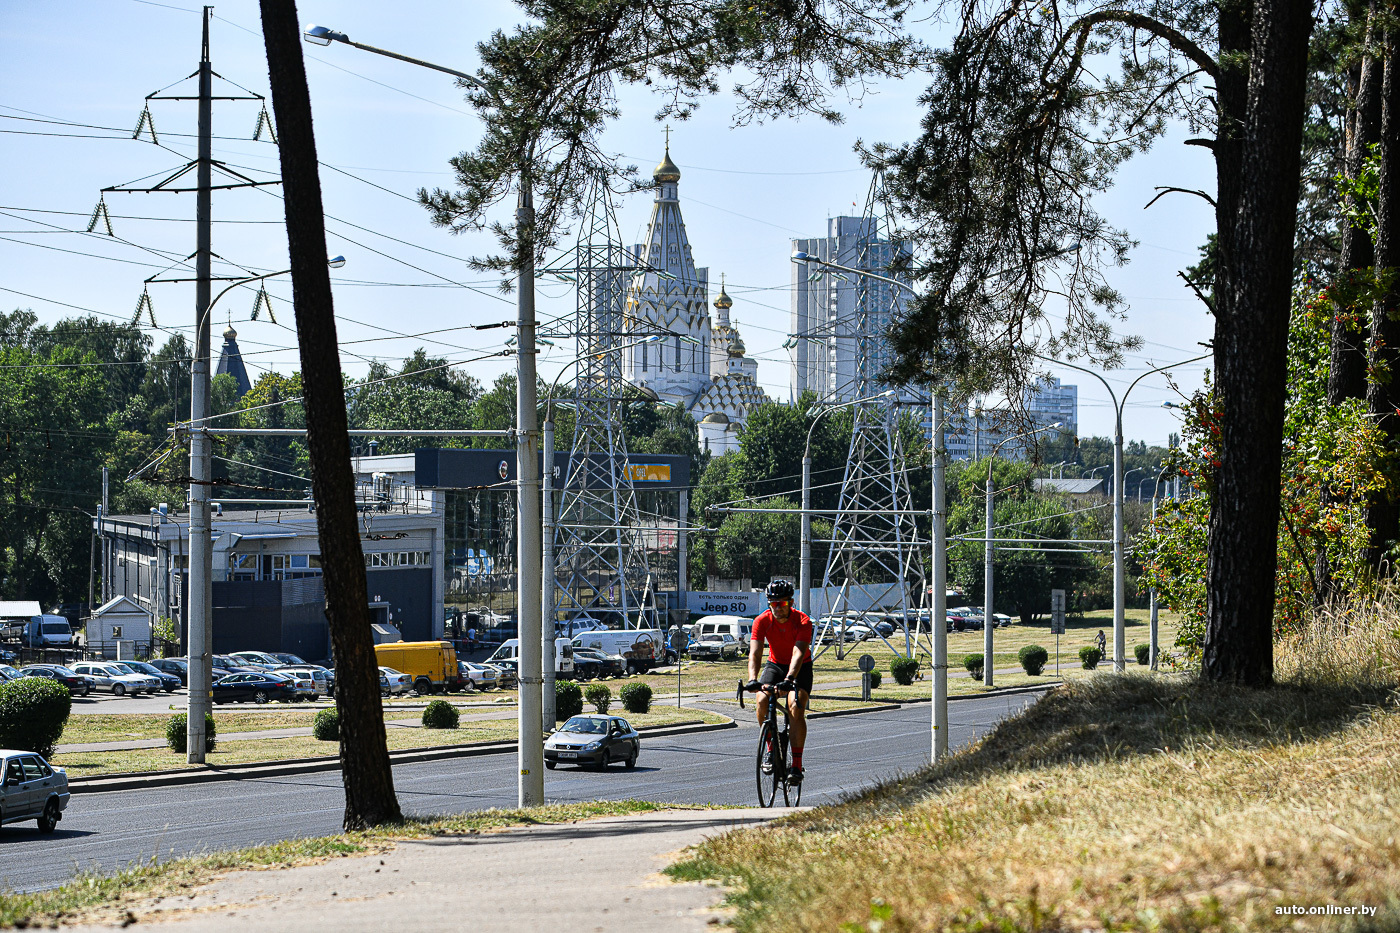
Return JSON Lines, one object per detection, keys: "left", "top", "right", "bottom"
{"left": 762, "top": 749, "right": 774, "bottom": 774}
{"left": 788, "top": 766, "right": 803, "bottom": 785}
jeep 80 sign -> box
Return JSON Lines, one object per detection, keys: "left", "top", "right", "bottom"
{"left": 685, "top": 591, "right": 760, "bottom": 617}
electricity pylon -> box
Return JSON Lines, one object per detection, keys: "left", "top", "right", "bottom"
{"left": 815, "top": 172, "right": 927, "bottom": 658}
{"left": 546, "top": 179, "right": 655, "bottom": 633}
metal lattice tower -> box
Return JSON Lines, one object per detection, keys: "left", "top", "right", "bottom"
{"left": 815, "top": 172, "right": 927, "bottom": 657}
{"left": 548, "top": 179, "right": 655, "bottom": 631}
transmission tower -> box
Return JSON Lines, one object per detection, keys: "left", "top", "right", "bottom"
{"left": 545, "top": 178, "right": 655, "bottom": 631}
{"left": 814, "top": 172, "right": 927, "bottom": 658}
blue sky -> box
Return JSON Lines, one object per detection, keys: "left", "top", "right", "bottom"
{"left": 0, "top": 0, "right": 1217, "bottom": 446}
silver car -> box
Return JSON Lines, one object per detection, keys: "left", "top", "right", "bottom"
{"left": 1, "top": 749, "right": 69, "bottom": 833}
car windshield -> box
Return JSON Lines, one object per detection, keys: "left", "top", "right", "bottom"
{"left": 560, "top": 717, "right": 608, "bottom": 735}
{"left": 42, "top": 622, "right": 69, "bottom": 633}
{"left": 111, "top": 664, "right": 137, "bottom": 674}
{"left": 45, "top": 666, "right": 76, "bottom": 676}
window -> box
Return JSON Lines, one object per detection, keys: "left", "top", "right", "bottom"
{"left": 21, "top": 757, "right": 48, "bottom": 780}
{"left": 4, "top": 760, "right": 21, "bottom": 785}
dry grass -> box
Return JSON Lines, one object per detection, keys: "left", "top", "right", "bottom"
{"left": 671, "top": 609, "right": 1400, "bottom": 933}
{"left": 0, "top": 800, "right": 687, "bottom": 928}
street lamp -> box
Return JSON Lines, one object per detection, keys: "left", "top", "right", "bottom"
{"left": 789, "top": 251, "right": 952, "bottom": 760}
{"left": 308, "top": 23, "right": 549, "bottom": 807}
{"left": 538, "top": 335, "right": 676, "bottom": 729}
{"left": 1033, "top": 353, "right": 1208, "bottom": 672}
{"left": 982, "top": 422, "right": 1061, "bottom": 687}
{"left": 1147, "top": 462, "right": 1173, "bottom": 670}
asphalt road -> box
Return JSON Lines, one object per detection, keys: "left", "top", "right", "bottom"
{"left": 0, "top": 692, "right": 1039, "bottom": 892}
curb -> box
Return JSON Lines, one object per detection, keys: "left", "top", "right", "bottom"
{"left": 68, "top": 717, "right": 737, "bottom": 794}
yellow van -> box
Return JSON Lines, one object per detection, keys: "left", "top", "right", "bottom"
{"left": 373, "top": 641, "right": 462, "bottom": 695}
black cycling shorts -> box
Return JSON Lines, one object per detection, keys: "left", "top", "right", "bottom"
{"left": 760, "top": 659, "right": 813, "bottom": 696}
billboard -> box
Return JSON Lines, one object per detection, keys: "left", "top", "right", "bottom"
{"left": 686, "top": 590, "right": 761, "bottom": 617}
{"left": 627, "top": 463, "right": 672, "bottom": 483}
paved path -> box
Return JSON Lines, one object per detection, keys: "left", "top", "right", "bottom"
{"left": 81, "top": 809, "right": 790, "bottom": 932}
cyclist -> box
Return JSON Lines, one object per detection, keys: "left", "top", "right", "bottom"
{"left": 745, "top": 579, "right": 813, "bottom": 784}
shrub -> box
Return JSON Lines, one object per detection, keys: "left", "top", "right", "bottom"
{"left": 0, "top": 676, "right": 72, "bottom": 758}
{"left": 312, "top": 707, "right": 339, "bottom": 741}
{"left": 1135, "top": 643, "right": 1151, "bottom": 665}
{"left": 963, "top": 653, "right": 984, "bottom": 680}
{"left": 890, "top": 657, "right": 920, "bottom": 685}
{"left": 1018, "top": 645, "right": 1049, "bottom": 676}
{"left": 556, "top": 680, "right": 583, "bottom": 720}
{"left": 422, "top": 699, "right": 459, "bottom": 729}
{"left": 621, "top": 682, "right": 653, "bottom": 713}
{"left": 1080, "top": 646, "right": 1102, "bottom": 670}
{"left": 165, "top": 713, "right": 217, "bottom": 753}
{"left": 868, "top": 670, "right": 882, "bottom": 690}
{"left": 585, "top": 683, "right": 612, "bottom": 714}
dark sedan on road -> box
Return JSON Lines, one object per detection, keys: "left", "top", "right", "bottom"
{"left": 544, "top": 714, "right": 640, "bottom": 770}
{"left": 573, "top": 647, "right": 625, "bottom": 678}
{"left": 212, "top": 671, "right": 297, "bottom": 704}
{"left": 18, "top": 665, "right": 92, "bottom": 696}
{"left": 149, "top": 657, "right": 188, "bottom": 684}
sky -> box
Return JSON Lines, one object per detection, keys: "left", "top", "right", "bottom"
{"left": 0, "top": 0, "right": 1218, "bottom": 446}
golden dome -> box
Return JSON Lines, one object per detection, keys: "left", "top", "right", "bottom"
{"left": 653, "top": 146, "right": 681, "bottom": 184}
{"left": 713, "top": 276, "right": 732, "bottom": 311}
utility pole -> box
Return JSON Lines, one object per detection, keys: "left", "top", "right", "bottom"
{"left": 185, "top": 6, "right": 215, "bottom": 764}
{"left": 932, "top": 391, "right": 948, "bottom": 760}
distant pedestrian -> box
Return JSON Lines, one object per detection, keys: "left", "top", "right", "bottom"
{"left": 1095, "top": 629, "right": 1106, "bottom": 656}
{"left": 467, "top": 626, "right": 477, "bottom": 649}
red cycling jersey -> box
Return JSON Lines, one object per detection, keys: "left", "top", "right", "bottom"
{"left": 751, "top": 608, "right": 814, "bottom": 666}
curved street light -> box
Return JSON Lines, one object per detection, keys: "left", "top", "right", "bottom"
{"left": 1032, "top": 352, "right": 1210, "bottom": 672}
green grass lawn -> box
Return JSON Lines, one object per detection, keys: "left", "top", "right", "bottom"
{"left": 54, "top": 704, "right": 728, "bottom": 777}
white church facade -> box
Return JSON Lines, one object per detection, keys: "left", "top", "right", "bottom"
{"left": 622, "top": 146, "right": 766, "bottom": 454}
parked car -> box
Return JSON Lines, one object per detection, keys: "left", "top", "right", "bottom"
{"left": 572, "top": 647, "right": 626, "bottom": 678}
{"left": 18, "top": 665, "right": 92, "bottom": 696}
{"left": 1, "top": 749, "right": 69, "bottom": 833}
{"left": 213, "top": 655, "right": 260, "bottom": 674}
{"left": 277, "top": 666, "right": 333, "bottom": 698}
{"left": 229, "top": 651, "right": 282, "bottom": 670}
{"left": 486, "top": 661, "right": 517, "bottom": 689}
{"left": 0, "top": 664, "right": 20, "bottom": 682}
{"left": 689, "top": 633, "right": 741, "bottom": 662}
{"left": 72, "top": 661, "right": 158, "bottom": 696}
{"left": 459, "top": 661, "right": 499, "bottom": 691}
{"left": 379, "top": 666, "right": 413, "bottom": 696}
{"left": 113, "top": 660, "right": 181, "bottom": 693}
{"left": 269, "top": 652, "right": 307, "bottom": 665}
{"left": 211, "top": 671, "right": 297, "bottom": 704}
{"left": 544, "top": 714, "right": 640, "bottom": 769}
{"left": 276, "top": 670, "right": 316, "bottom": 701}
{"left": 149, "top": 657, "right": 189, "bottom": 685}
{"left": 992, "top": 613, "right": 1013, "bottom": 627}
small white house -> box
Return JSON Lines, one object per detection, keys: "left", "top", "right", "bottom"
{"left": 87, "top": 596, "right": 153, "bottom": 659}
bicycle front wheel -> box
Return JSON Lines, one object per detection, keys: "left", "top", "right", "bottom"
{"left": 756, "top": 721, "right": 780, "bottom": 807}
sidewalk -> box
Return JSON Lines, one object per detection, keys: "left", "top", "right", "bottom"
{"left": 95, "top": 808, "right": 796, "bottom": 932}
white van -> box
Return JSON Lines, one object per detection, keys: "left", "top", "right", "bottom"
{"left": 487, "top": 637, "right": 575, "bottom": 675}
{"left": 691, "top": 615, "right": 752, "bottom": 646}
{"left": 570, "top": 629, "right": 664, "bottom": 673}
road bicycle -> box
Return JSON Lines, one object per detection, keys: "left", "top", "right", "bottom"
{"left": 738, "top": 679, "right": 802, "bottom": 807}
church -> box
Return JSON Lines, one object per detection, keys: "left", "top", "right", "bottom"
{"left": 622, "top": 145, "right": 766, "bottom": 454}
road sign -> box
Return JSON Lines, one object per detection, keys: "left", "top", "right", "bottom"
{"left": 858, "top": 654, "right": 875, "bottom": 673}
{"left": 669, "top": 629, "right": 688, "bottom": 651}
{"left": 1050, "top": 589, "right": 1066, "bottom": 635}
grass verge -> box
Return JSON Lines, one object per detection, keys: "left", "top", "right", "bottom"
{"left": 0, "top": 800, "right": 693, "bottom": 928}
{"left": 669, "top": 672, "right": 1400, "bottom": 932}
{"left": 56, "top": 705, "right": 729, "bottom": 777}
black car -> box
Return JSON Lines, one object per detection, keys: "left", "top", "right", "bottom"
{"left": 573, "top": 647, "right": 625, "bottom": 678}
{"left": 211, "top": 671, "right": 297, "bottom": 704}
{"left": 19, "top": 665, "right": 92, "bottom": 696}
{"left": 116, "top": 660, "right": 182, "bottom": 693}
{"left": 149, "top": 657, "right": 188, "bottom": 685}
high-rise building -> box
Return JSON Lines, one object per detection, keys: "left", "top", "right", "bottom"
{"left": 789, "top": 216, "right": 912, "bottom": 403}
{"left": 1022, "top": 375, "right": 1078, "bottom": 437}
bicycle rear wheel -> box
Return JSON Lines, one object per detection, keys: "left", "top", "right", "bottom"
{"left": 756, "top": 721, "right": 780, "bottom": 807}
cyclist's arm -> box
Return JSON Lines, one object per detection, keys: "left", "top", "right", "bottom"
{"left": 747, "top": 636, "right": 764, "bottom": 684}
{"left": 786, "top": 642, "right": 810, "bottom": 683}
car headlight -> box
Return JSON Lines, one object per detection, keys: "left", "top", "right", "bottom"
{"left": 581, "top": 741, "right": 602, "bottom": 751}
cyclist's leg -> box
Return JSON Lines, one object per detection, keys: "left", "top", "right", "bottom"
{"left": 789, "top": 660, "right": 814, "bottom": 775}
{"left": 757, "top": 662, "right": 785, "bottom": 769}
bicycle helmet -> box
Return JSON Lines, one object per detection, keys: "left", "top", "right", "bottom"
{"left": 765, "top": 579, "right": 795, "bottom": 601}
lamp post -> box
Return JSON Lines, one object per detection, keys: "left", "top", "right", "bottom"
{"left": 307, "top": 22, "right": 548, "bottom": 807}
{"left": 539, "top": 336, "right": 669, "bottom": 731}
{"left": 1032, "top": 353, "right": 1209, "bottom": 672}
{"left": 982, "top": 423, "right": 1061, "bottom": 686}
{"left": 789, "top": 250, "right": 952, "bottom": 759}
{"left": 1147, "top": 463, "right": 1173, "bottom": 670}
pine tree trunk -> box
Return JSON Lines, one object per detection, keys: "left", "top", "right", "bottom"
{"left": 1205, "top": 0, "right": 1314, "bottom": 686}
{"left": 1365, "top": 34, "right": 1400, "bottom": 567}
{"left": 257, "top": 1, "right": 402, "bottom": 830}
